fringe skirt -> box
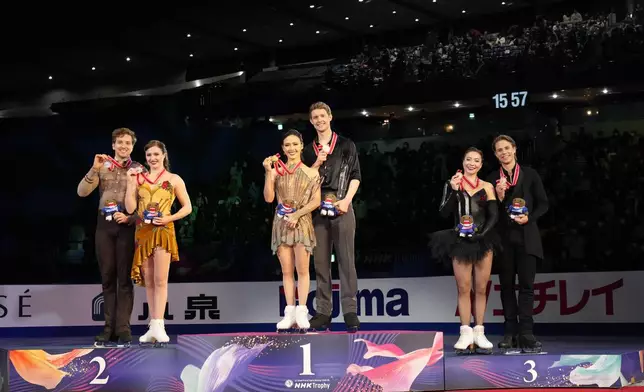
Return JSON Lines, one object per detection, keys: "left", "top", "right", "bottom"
{"left": 430, "top": 228, "right": 502, "bottom": 266}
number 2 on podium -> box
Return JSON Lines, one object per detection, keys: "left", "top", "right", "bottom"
{"left": 300, "top": 343, "right": 316, "bottom": 376}
{"left": 89, "top": 357, "right": 110, "bottom": 385}
{"left": 523, "top": 360, "right": 537, "bottom": 383}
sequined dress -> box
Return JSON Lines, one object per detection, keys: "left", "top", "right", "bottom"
{"left": 271, "top": 164, "right": 321, "bottom": 254}
{"left": 131, "top": 177, "right": 179, "bottom": 286}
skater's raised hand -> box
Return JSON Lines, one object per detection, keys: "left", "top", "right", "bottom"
{"left": 263, "top": 155, "right": 279, "bottom": 172}
{"left": 496, "top": 175, "right": 507, "bottom": 200}
{"left": 313, "top": 150, "right": 328, "bottom": 169}
{"left": 449, "top": 171, "right": 463, "bottom": 191}
{"left": 126, "top": 168, "right": 140, "bottom": 185}
{"left": 92, "top": 154, "right": 110, "bottom": 171}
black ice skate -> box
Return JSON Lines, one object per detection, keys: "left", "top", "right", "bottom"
{"left": 308, "top": 313, "right": 332, "bottom": 332}
{"left": 115, "top": 331, "right": 132, "bottom": 348}
{"left": 343, "top": 312, "right": 360, "bottom": 333}
{"left": 498, "top": 334, "right": 519, "bottom": 354}
{"left": 94, "top": 327, "right": 113, "bottom": 347}
{"left": 518, "top": 333, "right": 542, "bottom": 354}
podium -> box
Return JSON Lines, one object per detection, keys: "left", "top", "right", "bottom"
{"left": 0, "top": 331, "right": 443, "bottom": 392}
{"left": 177, "top": 331, "right": 444, "bottom": 392}
{"left": 2, "top": 332, "right": 643, "bottom": 391}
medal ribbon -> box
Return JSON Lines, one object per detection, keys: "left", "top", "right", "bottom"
{"left": 138, "top": 169, "right": 166, "bottom": 185}
{"left": 105, "top": 156, "right": 132, "bottom": 171}
{"left": 313, "top": 132, "right": 338, "bottom": 156}
{"left": 275, "top": 160, "right": 302, "bottom": 176}
{"left": 460, "top": 175, "right": 480, "bottom": 191}
{"left": 497, "top": 163, "right": 520, "bottom": 188}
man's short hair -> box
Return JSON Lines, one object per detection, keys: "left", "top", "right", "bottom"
{"left": 112, "top": 128, "right": 137, "bottom": 144}
{"left": 309, "top": 102, "right": 332, "bottom": 117}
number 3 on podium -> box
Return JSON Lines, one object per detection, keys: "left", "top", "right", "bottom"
{"left": 523, "top": 360, "right": 537, "bottom": 383}
{"left": 89, "top": 357, "right": 110, "bottom": 385}
{"left": 299, "top": 343, "right": 316, "bottom": 376}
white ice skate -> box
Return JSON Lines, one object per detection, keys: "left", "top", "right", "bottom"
{"left": 454, "top": 325, "right": 474, "bottom": 354}
{"left": 277, "top": 305, "right": 296, "bottom": 332}
{"left": 295, "top": 305, "right": 310, "bottom": 331}
{"left": 152, "top": 319, "right": 170, "bottom": 346}
{"left": 473, "top": 325, "right": 493, "bottom": 354}
{"left": 139, "top": 319, "right": 169, "bottom": 347}
{"left": 139, "top": 322, "right": 156, "bottom": 345}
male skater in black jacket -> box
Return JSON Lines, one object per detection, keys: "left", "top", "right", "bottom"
{"left": 487, "top": 135, "right": 548, "bottom": 353}
{"left": 302, "top": 102, "right": 361, "bottom": 332}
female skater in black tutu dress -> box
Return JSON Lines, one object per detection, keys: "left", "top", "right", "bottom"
{"left": 431, "top": 147, "right": 500, "bottom": 354}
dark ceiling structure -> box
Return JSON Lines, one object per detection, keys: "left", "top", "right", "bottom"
{"left": 0, "top": 0, "right": 573, "bottom": 115}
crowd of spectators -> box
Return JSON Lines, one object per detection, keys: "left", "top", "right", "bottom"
{"left": 327, "top": 8, "right": 643, "bottom": 88}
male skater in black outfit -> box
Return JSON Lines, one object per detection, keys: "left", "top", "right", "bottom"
{"left": 486, "top": 135, "right": 548, "bottom": 353}
{"left": 302, "top": 102, "right": 361, "bottom": 332}
{"left": 77, "top": 128, "right": 145, "bottom": 346}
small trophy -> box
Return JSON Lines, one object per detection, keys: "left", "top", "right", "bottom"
{"left": 102, "top": 200, "right": 121, "bottom": 221}
{"left": 508, "top": 198, "right": 528, "bottom": 219}
{"left": 277, "top": 199, "right": 296, "bottom": 219}
{"left": 320, "top": 193, "right": 339, "bottom": 217}
{"left": 456, "top": 215, "right": 477, "bottom": 238}
{"left": 143, "top": 202, "right": 162, "bottom": 224}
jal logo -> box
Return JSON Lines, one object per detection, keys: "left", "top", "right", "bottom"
{"left": 92, "top": 293, "right": 105, "bottom": 322}
{"left": 279, "top": 284, "right": 409, "bottom": 318}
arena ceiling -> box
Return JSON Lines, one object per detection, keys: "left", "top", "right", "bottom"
{"left": 0, "top": 0, "right": 570, "bottom": 112}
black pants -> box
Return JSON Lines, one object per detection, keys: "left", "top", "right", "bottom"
{"left": 312, "top": 206, "right": 358, "bottom": 316}
{"left": 95, "top": 214, "right": 135, "bottom": 333}
{"left": 498, "top": 234, "right": 537, "bottom": 335}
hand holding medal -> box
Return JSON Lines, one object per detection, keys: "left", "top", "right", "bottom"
{"left": 496, "top": 175, "right": 508, "bottom": 199}
{"left": 92, "top": 154, "right": 110, "bottom": 171}
{"left": 449, "top": 170, "right": 464, "bottom": 191}
{"left": 263, "top": 154, "right": 280, "bottom": 172}
{"left": 315, "top": 144, "right": 329, "bottom": 166}
{"left": 126, "top": 167, "right": 141, "bottom": 186}
{"left": 497, "top": 164, "right": 519, "bottom": 200}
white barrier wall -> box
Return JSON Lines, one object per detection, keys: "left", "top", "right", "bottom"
{"left": 0, "top": 271, "right": 640, "bottom": 328}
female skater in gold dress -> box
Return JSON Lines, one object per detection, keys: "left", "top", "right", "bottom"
{"left": 263, "top": 130, "right": 321, "bottom": 332}
{"left": 125, "top": 140, "right": 192, "bottom": 345}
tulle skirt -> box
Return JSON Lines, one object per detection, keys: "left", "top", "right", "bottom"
{"left": 430, "top": 228, "right": 502, "bottom": 265}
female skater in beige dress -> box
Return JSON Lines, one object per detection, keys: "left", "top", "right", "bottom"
{"left": 263, "top": 130, "right": 321, "bottom": 332}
